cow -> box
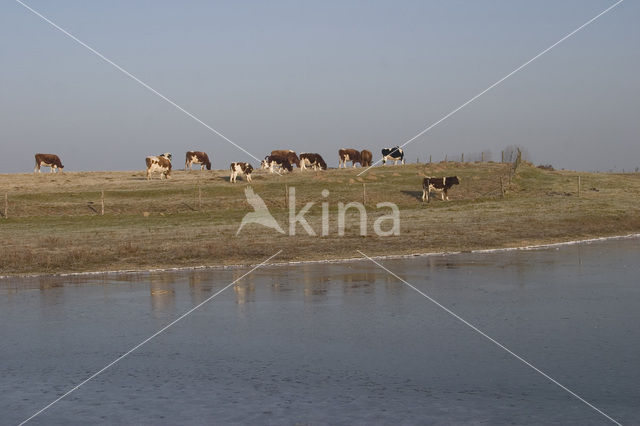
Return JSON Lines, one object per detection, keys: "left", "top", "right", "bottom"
{"left": 422, "top": 176, "right": 460, "bottom": 202}
{"left": 34, "top": 153, "right": 64, "bottom": 173}
{"left": 261, "top": 155, "right": 293, "bottom": 173}
{"left": 230, "top": 162, "right": 253, "bottom": 183}
{"left": 299, "top": 153, "right": 327, "bottom": 171}
{"left": 381, "top": 146, "right": 405, "bottom": 165}
{"left": 146, "top": 153, "right": 172, "bottom": 180}
{"left": 360, "top": 149, "right": 373, "bottom": 167}
{"left": 270, "top": 150, "right": 300, "bottom": 168}
{"left": 185, "top": 151, "right": 211, "bottom": 171}
{"left": 338, "top": 148, "right": 362, "bottom": 168}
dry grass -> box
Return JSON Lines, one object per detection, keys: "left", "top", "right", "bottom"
{"left": 1, "top": 163, "right": 639, "bottom": 276}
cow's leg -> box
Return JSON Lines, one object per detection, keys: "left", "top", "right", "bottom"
{"left": 146, "top": 169, "right": 151, "bottom": 180}
{"left": 402, "top": 158, "right": 405, "bottom": 165}
{"left": 246, "top": 173, "right": 252, "bottom": 182}
{"left": 422, "top": 188, "right": 426, "bottom": 202}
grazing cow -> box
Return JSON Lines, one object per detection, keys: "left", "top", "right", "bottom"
{"left": 270, "top": 150, "right": 300, "bottom": 168}
{"left": 338, "top": 148, "right": 362, "bottom": 168}
{"left": 261, "top": 155, "right": 293, "bottom": 173}
{"left": 422, "top": 176, "right": 460, "bottom": 202}
{"left": 299, "top": 153, "right": 327, "bottom": 171}
{"left": 34, "top": 153, "right": 64, "bottom": 173}
{"left": 230, "top": 162, "right": 253, "bottom": 183}
{"left": 146, "top": 153, "right": 172, "bottom": 180}
{"left": 360, "top": 149, "right": 373, "bottom": 167}
{"left": 381, "top": 146, "right": 405, "bottom": 165}
{"left": 185, "top": 151, "right": 211, "bottom": 171}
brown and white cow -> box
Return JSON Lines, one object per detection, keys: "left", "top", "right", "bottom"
{"left": 422, "top": 176, "right": 460, "bottom": 202}
{"left": 261, "top": 155, "right": 293, "bottom": 173}
{"left": 34, "top": 153, "right": 64, "bottom": 173}
{"left": 230, "top": 162, "right": 253, "bottom": 183}
{"left": 146, "top": 153, "right": 172, "bottom": 180}
{"left": 185, "top": 151, "right": 211, "bottom": 171}
{"left": 338, "top": 148, "right": 361, "bottom": 168}
{"left": 299, "top": 153, "right": 327, "bottom": 171}
{"left": 270, "top": 150, "right": 300, "bottom": 168}
{"left": 360, "top": 149, "right": 373, "bottom": 167}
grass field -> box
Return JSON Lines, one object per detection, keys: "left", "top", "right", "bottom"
{"left": 1, "top": 162, "right": 639, "bottom": 276}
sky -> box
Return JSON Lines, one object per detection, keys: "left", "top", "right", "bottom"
{"left": 1, "top": 0, "right": 638, "bottom": 173}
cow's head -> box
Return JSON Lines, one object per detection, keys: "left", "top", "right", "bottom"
{"left": 261, "top": 159, "right": 270, "bottom": 169}
{"left": 161, "top": 153, "right": 172, "bottom": 161}
{"left": 449, "top": 176, "right": 460, "bottom": 185}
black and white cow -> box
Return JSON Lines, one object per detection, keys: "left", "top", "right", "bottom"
{"left": 261, "top": 155, "right": 293, "bottom": 173}
{"left": 299, "top": 153, "right": 327, "bottom": 170}
{"left": 382, "top": 146, "right": 405, "bottom": 165}
{"left": 422, "top": 176, "right": 460, "bottom": 202}
{"left": 230, "top": 162, "right": 253, "bottom": 182}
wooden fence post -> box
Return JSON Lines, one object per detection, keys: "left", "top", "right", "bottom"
{"left": 429, "top": 154, "right": 432, "bottom": 164}
{"left": 577, "top": 176, "right": 581, "bottom": 197}
{"left": 362, "top": 183, "right": 366, "bottom": 205}
{"left": 4, "top": 193, "right": 7, "bottom": 219}
{"left": 445, "top": 154, "right": 448, "bottom": 162}
{"left": 501, "top": 150, "right": 504, "bottom": 163}
{"left": 500, "top": 177, "right": 505, "bottom": 197}
{"left": 285, "top": 184, "right": 289, "bottom": 205}
{"left": 461, "top": 153, "right": 464, "bottom": 163}
{"left": 101, "top": 190, "right": 104, "bottom": 215}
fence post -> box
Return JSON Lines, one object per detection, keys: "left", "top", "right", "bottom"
{"left": 4, "top": 193, "right": 7, "bottom": 219}
{"left": 461, "top": 153, "right": 464, "bottom": 163}
{"left": 445, "top": 154, "right": 448, "bottom": 162}
{"left": 362, "top": 183, "right": 366, "bottom": 205}
{"left": 501, "top": 150, "right": 504, "bottom": 163}
{"left": 577, "top": 176, "right": 581, "bottom": 197}
{"left": 101, "top": 190, "right": 104, "bottom": 215}
{"left": 285, "top": 184, "right": 289, "bottom": 205}
{"left": 429, "top": 154, "right": 432, "bottom": 164}
{"left": 500, "top": 177, "right": 505, "bottom": 197}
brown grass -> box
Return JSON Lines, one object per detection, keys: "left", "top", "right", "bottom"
{"left": 1, "top": 163, "right": 639, "bottom": 276}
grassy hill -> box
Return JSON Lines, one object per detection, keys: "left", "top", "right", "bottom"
{"left": 1, "top": 162, "right": 639, "bottom": 276}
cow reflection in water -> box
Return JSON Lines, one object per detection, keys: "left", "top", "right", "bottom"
{"left": 233, "top": 270, "right": 256, "bottom": 305}
{"left": 149, "top": 273, "right": 176, "bottom": 314}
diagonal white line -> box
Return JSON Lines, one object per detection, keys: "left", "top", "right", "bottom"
{"left": 356, "top": 250, "right": 621, "bottom": 425}
{"left": 15, "top": 0, "right": 263, "bottom": 165}
{"left": 357, "top": 0, "right": 624, "bottom": 175}
{"left": 19, "top": 250, "right": 282, "bottom": 425}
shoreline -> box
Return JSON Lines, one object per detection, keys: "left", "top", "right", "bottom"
{"left": 3, "top": 233, "right": 638, "bottom": 281}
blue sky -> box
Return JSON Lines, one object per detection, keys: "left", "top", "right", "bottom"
{"left": 1, "top": 0, "right": 638, "bottom": 172}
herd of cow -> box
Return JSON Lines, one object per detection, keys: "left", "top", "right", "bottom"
{"left": 33, "top": 146, "right": 460, "bottom": 202}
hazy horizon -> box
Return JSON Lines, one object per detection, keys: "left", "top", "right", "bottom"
{"left": 1, "top": 0, "right": 638, "bottom": 173}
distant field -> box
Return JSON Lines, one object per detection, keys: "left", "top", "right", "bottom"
{"left": 1, "top": 162, "right": 639, "bottom": 276}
